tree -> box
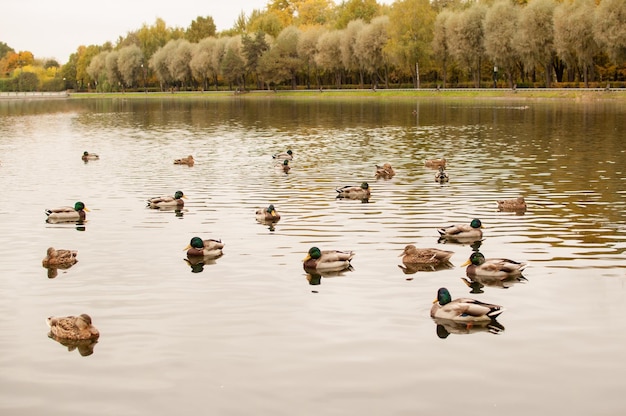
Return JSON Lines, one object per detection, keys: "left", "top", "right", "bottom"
{"left": 258, "top": 26, "right": 301, "bottom": 89}
{"left": 86, "top": 51, "right": 108, "bottom": 90}
{"left": 515, "top": 0, "right": 557, "bottom": 87}
{"left": 105, "top": 51, "right": 122, "bottom": 90}
{"left": 298, "top": 26, "right": 326, "bottom": 89}
{"left": 554, "top": 0, "right": 598, "bottom": 86}
{"left": 341, "top": 19, "right": 366, "bottom": 87}
{"left": 315, "top": 29, "right": 344, "bottom": 87}
{"left": 220, "top": 36, "right": 246, "bottom": 90}
{"left": 484, "top": 0, "right": 521, "bottom": 88}
{"left": 76, "top": 45, "right": 104, "bottom": 89}
{"left": 0, "top": 42, "right": 14, "bottom": 59}
{"left": 190, "top": 37, "right": 218, "bottom": 90}
{"left": 295, "top": 0, "right": 335, "bottom": 26}
{"left": 167, "top": 39, "right": 194, "bottom": 89}
{"left": 593, "top": 0, "right": 626, "bottom": 65}
{"left": 242, "top": 30, "right": 270, "bottom": 88}
{"left": 118, "top": 45, "right": 144, "bottom": 88}
{"left": 432, "top": 9, "right": 453, "bottom": 88}
{"left": 387, "top": 0, "right": 436, "bottom": 88}
{"left": 186, "top": 16, "right": 217, "bottom": 42}
{"left": 446, "top": 3, "right": 487, "bottom": 88}
{"left": 16, "top": 71, "right": 39, "bottom": 91}
{"left": 335, "top": 0, "right": 381, "bottom": 29}
{"left": 248, "top": 10, "right": 284, "bottom": 38}
{"left": 354, "top": 16, "right": 390, "bottom": 88}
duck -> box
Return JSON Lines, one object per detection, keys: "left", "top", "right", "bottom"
{"left": 46, "top": 314, "right": 100, "bottom": 340}
{"left": 424, "top": 157, "right": 446, "bottom": 168}
{"left": 256, "top": 204, "right": 281, "bottom": 222}
{"left": 272, "top": 150, "right": 293, "bottom": 160}
{"left": 275, "top": 159, "right": 290, "bottom": 173}
{"left": 336, "top": 182, "right": 371, "bottom": 200}
{"left": 185, "top": 236, "right": 225, "bottom": 258}
{"left": 81, "top": 151, "right": 99, "bottom": 161}
{"left": 437, "top": 218, "right": 483, "bottom": 240}
{"left": 399, "top": 244, "right": 454, "bottom": 265}
{"left": 430, "top": 287, "right": 504, "bottom": 323}
{"left": 435, "top": 166, "right": 449, "bottom": 182}
{"left": 497, "top": 197, "right": 527, "bottom": 211}
{"left": 45, "top": 202, "right": 89, "bottom": 223}
{"left": 303, "top": 246, "right": 355, "bottom": 272}
{"left": 174, "top": 155, "right": 194, "bottom": 166}
{"left": 375, "top": 163, "right": 395, "bottom": 179}
{"left": 147, "top": 190, "right": 186, "bottom": 208}
{"left": 461, "top": 251, "right": 527, "bottom": 280}
{"left": 42, "top": 247, "right": 78, "bottom": 268}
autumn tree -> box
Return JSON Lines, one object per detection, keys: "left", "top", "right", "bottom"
{"left": 432, "top": 9, "right": 453, "bottom": 87}
{"left": 515, "top": 0, "right": 557, "bottom": 87}
{"left": 118, "top": 45, "right": 144, "bottom": 88}
{"left": 295, "top": 0, "right": 335, "bottom": 26}
{"left": 168, "top": 39, "right": 194, "bottom": 89}
{"left": 341, "top": 19, "right": 366, "bottom": 87}
{"left": 354, "top": 16, "right": 390, "bottom": 88}
{"left": 186, "top": 16, "right": 217, "bottom": 42}
{"left": 298, "top": 26, "right": 325, "bottom": 89}
{"left": 315, "top": 29, "right": 344, "bottom": 87}
{"left": 220, "top": 36, "right": 246, "bottom": 90}
{"left": 190, "top": 37, "right": 218, "bottom": 90}
{"left": 387, "top": 0, "right": 436, "bottom": 88}
{"left": 105, "top": 51, "right": 122, "bottom": 90}
{"left": 86, "top": 51, "right": 108, "bottom": 90}
{"left": 446, "top": 3, "right": 487, "bottom": 88}
{"left": 335, "top": 0, "right": 381, "bottom": 29}
{"left": 484, "top": 0, "right": 520, "bottom": 88}
{"left": 242, "top": 30, "right": 271, "bottom": 88}
{"left": 593, "top": 0, "right": 626, "bottom": 65}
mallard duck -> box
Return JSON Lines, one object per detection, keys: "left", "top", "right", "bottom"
{"left": 437, "top": 218, "right": 483, "bottom": 240}
{"left": 272, "top": 150, "right": 293, "bottom": 160}
{"left": 174, "top": 155, "right": 194, "bottom": 166}
{"left": 430, "top": 287, "right": 504, "bottom": 322}
{"left": 461, "top": 251, "right": 527, "bottom": 280}
{"left": 46, "top": 314, "right": 100, "bottom": 340}
{"left": 303, "top": 246, "right": 355, "bottom": 272}
{"left": 336, "top": 182, "right": 371, "bottom": 200}
{"left": 435, "top": 166, "right": 449, "bottom": 182}
{"left": 185, "top": 236, "right": 225, "bottom": 258}
{"left": 275, "top": 159, "right": 290, "bottom": 173}
{"left": 497, "top": 197, "right": 527, "bottom": 211}
{"left": 147, "top": 190, "right": 186, "bottom": 208}
{"left": 375, "top": 163, "right": 395, "bottom": 179}
{"left": 424, "top": 157, "right": 446, "bottom": 168}
{"left": 399, "top": 244, "right": 454, "bottom": 265}
{"left": 45, "top": 202, "right": 89, "bottom": 222}
{"left": 256, "top": 204, "right": 281, "bottom": 222}
{"left": 42, "top": 247, "right": 78, "bottom": 268}
{"left": 81, "top": 151, "right": 99, "bottom": 161}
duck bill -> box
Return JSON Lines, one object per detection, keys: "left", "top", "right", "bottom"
{"left": 83, "top": 207, "right": 90, "bottom": 212}
{"left": 460, "top": 259, "right": 471, "bottom": 267}
{"left": 302, "top": 254, "right": 311, "bottom": 262}
{"left": 183, "top": 244, "right": 192, "bottom": 251}
{"left": 271, "top": 210, "right": 277, "bottom": 217}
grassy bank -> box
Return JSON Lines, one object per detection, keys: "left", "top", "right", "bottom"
{"left": 68, "top": 88, "right": 626, "bottom": 102}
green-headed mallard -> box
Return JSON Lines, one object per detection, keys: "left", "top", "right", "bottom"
{"left": 45, "top": 202, "right": 89, "bottom": 223}
{"left": 461, "top": 251, "right": 527, "bottom": 279}
{"left": 303, "top": 246, "right": 355, "bottom": 272}
{"left": 435, "top": 166, "right": 449, "bottom": 182}
{"left": 399, "top": 244, "right": 454, "bottom": 265}
{"left": 42, "top": 247, "right": 78, "bottom": 268}
{"left": 336, "top": 182, "right": 371, "bottom": 200}
{"left": 430, "top": 287, "right": 504, "bottom": 322}
{"left": 375, "top": 163, "right": 395, "bottom": 179}
{"left": 256, "top": 204, "right": 281, "bottom": 222}
{"left": 46, "top": 314, "right": 100, "bottom": 340}
{"left": 185, "top": 236, "right": 225, "bottom": 258}
{"left": 275, "top": 159, "right": 290, "bottom": 173}
{"left": 425, "top": 157, "right": 446, "bottom": 168}
{"left": 497, "top": 197, "right": 527, "bottom": 212}
{"left": 272, "top": 150, "right": 293, "bottom": 160}
{"left": 81, "top": 151, "right": 99, "bottom": 161}
{"left": 147, "top": 190, "right": 186, "bottom": 208}
{"left": 438, "top": 218, "right": 483, "bottom": 240}
{"left": 174, "top": 155, "right": 194, "bottom": 166}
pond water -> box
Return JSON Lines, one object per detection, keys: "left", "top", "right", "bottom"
{"left": 0, "top": 95, "right": 625, "bottom": 416}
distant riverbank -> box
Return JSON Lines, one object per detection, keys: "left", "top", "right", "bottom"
{"left": 2, "top": 88, "right": 625, "bottom": 102}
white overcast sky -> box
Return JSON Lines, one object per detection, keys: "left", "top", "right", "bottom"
{"left": 2, "top": 0, "right": 393, "bottom": 64}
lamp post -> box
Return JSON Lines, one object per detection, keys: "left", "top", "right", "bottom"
{"left": 141, "top": 64, "right": 146, "bottom": 93}
{"left": 493, "top": 66, "right": 498, "bottom": 88}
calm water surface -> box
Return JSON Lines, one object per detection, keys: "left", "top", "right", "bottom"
{"left": 0, "top": 96, "right": 625, "bottom": 415}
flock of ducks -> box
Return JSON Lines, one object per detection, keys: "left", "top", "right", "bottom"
{"left": 42, "top": 150, "right": 529, "bottom": 342}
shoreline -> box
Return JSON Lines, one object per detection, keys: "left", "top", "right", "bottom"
{"left": 2, "top": 88, "right": 625, "bottom": 102}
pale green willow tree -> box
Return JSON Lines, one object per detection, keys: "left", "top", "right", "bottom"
{"left": 554, "top": 0, "right": 598, "bottom": 86}
{"left": 484, "top": 0, "right": 520, "bottom": 88}
{"left": 298, "top": 26, "right": 326, "bottom": 89}
{"left": 105, "top": 51, "right": 122, "bottom": 90}
{"left": 258, "top": 26, "right": 301, "bottom": 89}
{"left": 220, "top": 36, "right": 246, "bottom": 90}
{"left": 515, "top": 0, "right": 557, "bottom": 87}
{"left": 86, "top": 51, "right": 107, "bottom": 91}
{"left": 315, "top": 29, "right": 344, "bottom": 87}
{"left": 354, "top": 16, "right": 390, "bottom": 88}
{"left": 166, "top": 39, "right": 194, "bottom": 89}
{"left": 593, "top": 0, "right": 626, "bottom": 65}
{"left": 446, "top": 3, "right": 487, "bottom": 88}
{"left": 117, "top": 45, "right": 143, "bottom": 89}
{"left": 341, "top": 19, "right": 366, "bottom": 87}
{"left": 190, "top": 37, "right": 218, "bottom": 90}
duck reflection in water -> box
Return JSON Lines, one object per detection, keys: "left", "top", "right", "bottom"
{"left": 42, "top": 247, "right": 78, "bottom": 278}
{"left": 434, "top": 318, "right": 505, "bottom": 338}
{"left": 304, "top": 266, "right": 354, "bottom": 287}
{"left": 47, "top": 333, "right": 99, "bottom": 356}
{"left": 184, "top": 256, "right": 220, "bottom": 273}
